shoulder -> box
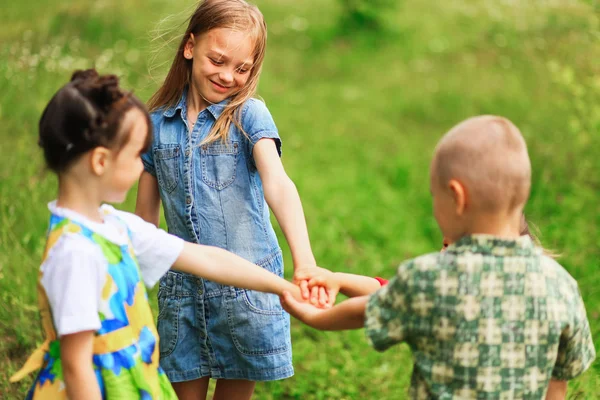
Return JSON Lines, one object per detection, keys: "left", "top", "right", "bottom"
{"left": 540, "top": 255, "right": 580, "bottom": 293}
{"left": 241, "top": 98, "right": 275, "bottom": 127}
{"left": 396, "top": 252, "right": 442, "bottom": 276}
{"left": 102, "top": 206, "right": 150, "bottom": 234}
{"left": 42, "top": 233, "right": 105, "bottom": 275}
{"left": 242, "top": 97, "right": 269, "bottom": 114}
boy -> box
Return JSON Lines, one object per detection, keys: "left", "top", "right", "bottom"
{"left": 282, "top": 116, "right": 595, "bottom": 399}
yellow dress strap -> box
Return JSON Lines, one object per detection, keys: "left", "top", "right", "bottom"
{"left": 9, "top": 340, "right": 51, "bottom": 383}
{"left": 10, "top": 325, "right": 137, "bottom": 383}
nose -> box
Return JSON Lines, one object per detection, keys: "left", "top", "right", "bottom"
{"left": 219, "top": 71, "right": 234, "bottom": 85}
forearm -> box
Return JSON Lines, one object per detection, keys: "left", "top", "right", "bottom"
{"left": 337, "top": 273, "right": 382, "bottom": 297}
{"left": 173, "top": 242, "right": 301, "bottom": 298}
{"left": 309, "top": 296, "right": 368, "bottom": 330}
{"left": 63, "top": 364, "right": 102, "bottom": 400}
{"left": 135, "top": 171, "right": 161, "bottom": 227}
{"left": 265, "top": 177, "right": 315, "bottom": 269}
{"left": 545, "top": 380, "right": 567, "bottom": 400}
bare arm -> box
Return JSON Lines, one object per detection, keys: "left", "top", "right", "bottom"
{"left": 545, "top": 380, "right": 567, "bottom": 400}
{"left": 336, "top": 272, "right": 382, "bottom": 297}
{"left": 173, "top": 242, "right": 302, "bottom": 299}
{"left": 280, "top": 291, "right": 368, "bottom": 330}
{"left": 135, "top": 171, "right": 161, "bottom": 227}
{"left": 254, "top": 139, "right": 316, "bottom": 271}
{"left": 60, "top": 331, "right": 102, "bottom": 400}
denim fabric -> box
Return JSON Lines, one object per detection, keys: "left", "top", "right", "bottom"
{"left": 156, "top": 252, "right": 293, "bottom": 382}
{"left": 142, "top": 90, "right": 292, "bottom": 381}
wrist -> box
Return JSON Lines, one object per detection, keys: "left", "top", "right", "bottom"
{"left": 292, "top": 254, "right": 316, "bottom": 270}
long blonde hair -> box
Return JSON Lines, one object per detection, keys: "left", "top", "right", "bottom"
{"left": 520, "top": 213, "right": 559, "bottom": 259}
{"left": 148, "top": 0, "right": 267, "bottom": 144}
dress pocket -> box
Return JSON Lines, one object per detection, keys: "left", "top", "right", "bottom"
{"left": 154, "top": 145, "right": 181, "bottom": 194}
{"left": 225, "top": 252, "right": 290, "bottom": 356}
{"left": 156, "top": 278, "right": 180, "bottom": 358}
{"left": 200, "top": 141, "right": 239, "bottom": 190}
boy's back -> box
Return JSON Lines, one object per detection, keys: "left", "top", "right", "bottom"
{"left": 365, "top": 234, "right": 595, "bottom": 399}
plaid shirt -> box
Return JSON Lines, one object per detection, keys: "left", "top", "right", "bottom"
{"left": 365, "top": 235, "right": 595, "bottom": 399}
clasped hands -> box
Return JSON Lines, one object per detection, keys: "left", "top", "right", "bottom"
{"left": 283, "top": 265, "right": 341, "bottom": 324}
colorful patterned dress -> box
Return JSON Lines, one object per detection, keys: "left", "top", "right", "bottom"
{"left": 11, "top": 212, "right": 177, "bottom": 399}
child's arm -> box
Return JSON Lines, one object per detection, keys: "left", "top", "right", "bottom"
{"left": 173, "top": 242, "right": 302, "bottom": 299}
{"left": 335, "top": 272, "right": 383, "bottom": 297}
{"left": 545, "top": 380, "right": 567, "bottom": 400}
{"left": 135, "top": 171, "right": 161, "bottom": 227}
{"left": 60, "top": 331, "right": 102, "bottom": 400}
{"left": 253, "top": 140, "right": 318, "bottom": 285}
{"left": 280, "top": 291, "right": 368, "bottom": 330}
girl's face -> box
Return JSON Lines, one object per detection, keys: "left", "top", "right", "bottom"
{"left": 185, "top": 28, "right": 255, "bottom": 107}
{"left": 101, "top": 109, "right": 148, "bottom": 203}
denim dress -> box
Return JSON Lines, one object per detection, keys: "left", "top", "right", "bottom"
{"left": 141, "top": 91, "right": 293, "bottom": 382}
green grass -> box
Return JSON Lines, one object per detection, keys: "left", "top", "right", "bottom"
{"left": 1, "top": 0, "right": 599, "bottom": 398}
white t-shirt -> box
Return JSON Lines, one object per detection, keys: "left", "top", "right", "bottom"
{"left": 41, "top": 201, "right": 184, "bottom": 337}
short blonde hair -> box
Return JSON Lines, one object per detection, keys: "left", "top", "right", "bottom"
{"left": 433, "top": 115, "right": 531, "bottom": 213}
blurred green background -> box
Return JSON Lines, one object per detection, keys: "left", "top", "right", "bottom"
{"left": 1, "top": 0, "right": 599, "bottom": 398}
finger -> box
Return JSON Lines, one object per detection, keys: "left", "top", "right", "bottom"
{"left": 300, "top": 280, "right": 309, "bottom": 299}
{"left": 310, "top": 286, "right": 319, "bottom": 305}
{"left": 319, "top": 287, "right": 327, "bottom": 307}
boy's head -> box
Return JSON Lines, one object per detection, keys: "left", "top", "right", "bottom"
{"left": 430, "top": 116, "right": 531, "bottom": 242}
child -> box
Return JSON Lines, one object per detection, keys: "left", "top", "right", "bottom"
{"left": 10, "top": 69, "right": 303, "bottom": 399}
{"left": 282, "top": 116, "right": 595, "bottom": 399}
{"left": 135, "top": 0, "right": 327, "bottom": 398}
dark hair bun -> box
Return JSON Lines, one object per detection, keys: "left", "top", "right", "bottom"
{"left": 38, "top": 68, "right": 151, "bottom": 173}
{"left": 70, "top": 69, "right": 99, "bottom": 82}
{"left": 72, "top": 70, "right": 125, "bottom": 111}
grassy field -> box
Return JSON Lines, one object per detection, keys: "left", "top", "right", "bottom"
{"left": 1, "top": 0, "right": 599, "bottom": 398}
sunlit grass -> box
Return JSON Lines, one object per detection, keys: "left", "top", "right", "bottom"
{"left": 1, "top": 0, "right": 598, "bottom": 398}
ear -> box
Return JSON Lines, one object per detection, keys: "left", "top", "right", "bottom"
{"left": 89, "top": 147, "right": 111, "bottom": 176}
{"left": 448, "top": 179, "right": 467, "bottom": 216}
{"left": 184, "top": 33, "right": 195, "bottom": 59}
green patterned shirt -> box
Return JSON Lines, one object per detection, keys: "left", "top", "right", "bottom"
{"left": 365, "top": 234, "right": 595, "bottom": 399}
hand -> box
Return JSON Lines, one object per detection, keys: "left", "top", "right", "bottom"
{"left": 293, "top": 266, "right": 340, "bottom": 308}
{"left": 280, "top": 290, "right": 325, "bottom": 328}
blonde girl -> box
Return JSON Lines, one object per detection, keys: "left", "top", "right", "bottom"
{"left": 136, "top": 1, "right": 330, "bottom": 398}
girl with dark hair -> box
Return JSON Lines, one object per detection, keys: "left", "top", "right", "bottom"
{"left": 10, "top": 69, "right": 302, "bottom": 400}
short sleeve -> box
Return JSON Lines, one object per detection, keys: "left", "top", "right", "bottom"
{"left": 114, "top": 210, "right": 184, "bottom": 288}
{"left": 40, "top": 235, "right": 106, "bottom": 337}
{"left": 552, "top": 288, "right": 596, "bottom": 380}
{"left": 242, "top": 98, "right": 281, "bottom": 157}
{"left": 365, "top": 263, "right": 412, "bottom": 352}
{"left": 141, "top": 112, "right": 162, "bottom": 176}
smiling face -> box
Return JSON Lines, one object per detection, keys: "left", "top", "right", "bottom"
{"left": 184, "top": 28, "right": 255, "bottom": 108}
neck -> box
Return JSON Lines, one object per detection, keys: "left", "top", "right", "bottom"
{"left": 463, "top": 211, "right": 521, "bottom": 239}
{"left": 187, "top": 83, "right": 210, "bottom": 117}
{"left": 56, "top": 175, "right": 104, "bottom": 223}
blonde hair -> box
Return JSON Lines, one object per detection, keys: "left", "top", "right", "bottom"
{"left": 148, "top": 0, "right": 267, "bottom": 145}
{"left": 520, "top": 213, "right": 559, "bottom": 259}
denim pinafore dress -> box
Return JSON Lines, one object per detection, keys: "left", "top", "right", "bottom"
{"left": 141, "top": 91, "right": 292, "bottom": 382}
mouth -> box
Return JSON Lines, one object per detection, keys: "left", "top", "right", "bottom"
{"left": 210, "top": 80, "right": 231, "bottom": 93}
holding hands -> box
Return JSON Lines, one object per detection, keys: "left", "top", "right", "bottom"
{"left": 293, "top": 265, "right": 341, "bottom": 308}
